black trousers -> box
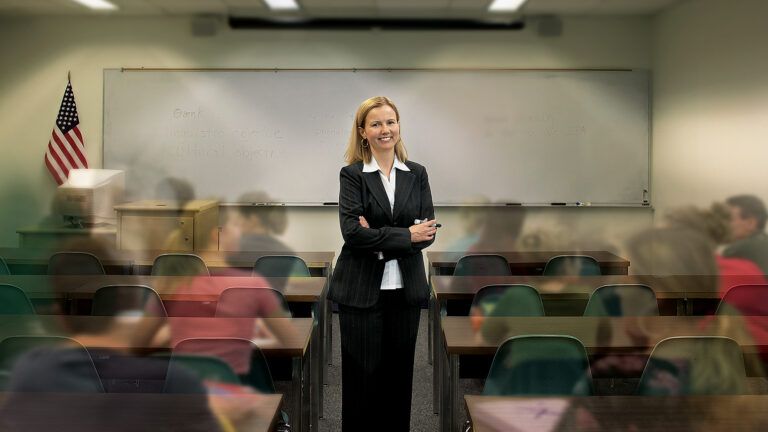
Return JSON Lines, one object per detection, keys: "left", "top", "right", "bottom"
{"left": 338, "top": 289, "right": 421, "bottom": 432}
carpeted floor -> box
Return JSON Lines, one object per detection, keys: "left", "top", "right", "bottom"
{"left": 275, "top": 309, "right": 480, "bottom": 431}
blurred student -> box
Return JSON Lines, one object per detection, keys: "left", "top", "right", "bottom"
{"left": 236, "top": 191, "right": 293, "bottom": 254}
{"left": 162, "top": 210, "right": 293, "bottom": 376}
{"left": 664, "top": 203, "right": 766, "bottom": 297}
{"left": 724, "top": 194, "right": 768, "bottom": 274}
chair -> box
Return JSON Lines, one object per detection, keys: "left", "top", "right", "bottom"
{"left": 0, "top": 284, "right": 35, "bottom": 315}
{"left": 543, "top": 255, "right": 602, "bottom": 276}
{"left": 454, "top": 254, "right": 511, "bottom": 276}
{"left": 170, "top": 337, "right": 291, "bottom": 430}
{"left": 471, "top": 284, "right": 544, "bottom": 317}
{"left": 637, "top": 336, "right": 747, "bottom": 396}
{"left": 0, "top": 336, "right": 104, "bottom": 392}
{"left": 170, "top": 337, "right": 277, "bottom": 393}
{"left": 151, "top": 253, "right": 210, "bottom": 276}
{"left": 216, "top": 287, "right": 291, "bottom": 318}
{"left": 254, "top": 255, "right": 312, "bottom": 318}
{"left": 0, "top": 257, "right": 10, "bottom": 275}
{"left": 483, "top": 335, "right": 593, "bottom": 396}
{"left": 253, "top": 255, "right": 311, "bottom": 278}
{"left": 47, "top": 252, "right": 105, "bottom": 275}
{"left": 583, "top": 284, "right": 659, "bottom": 316}
{"left": 91, "top": 285, "right": 167, "bottom": 317}
{"left": 717, "top": 284, "right": 768, "bottom": 316}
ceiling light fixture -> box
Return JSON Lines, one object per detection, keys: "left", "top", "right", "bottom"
{"left": 488, "top": 0, "right": 528, "bottom": 13}
{"left": 263, "top": 0, "right": 300, "bottom": 11}
{"left": 71, "top": 0, "right": 118, "bottom": 10}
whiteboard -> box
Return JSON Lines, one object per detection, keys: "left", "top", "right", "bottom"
{"left": 103, "top": 69, "right": 650, "bottom": 205}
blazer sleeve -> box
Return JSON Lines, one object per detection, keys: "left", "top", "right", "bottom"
{"left": 411, "top": 165, "right": 436, "bottom": 252}
{"left": 338, "top": 166, "right": 412, "bottom": 253}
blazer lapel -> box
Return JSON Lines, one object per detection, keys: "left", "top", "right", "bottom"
{"left": 393, "top": 169, "right": 416, "bottom": 221}
{"left": 363, "top": 171, "right": 393, "bottom": 222}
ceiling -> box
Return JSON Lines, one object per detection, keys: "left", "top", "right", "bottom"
{"left": 0, "top": 0, "right": 687, "bottom": 18}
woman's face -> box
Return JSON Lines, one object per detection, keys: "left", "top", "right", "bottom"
{"left": 359, "top": 105, "right": 400, "bottom": 155}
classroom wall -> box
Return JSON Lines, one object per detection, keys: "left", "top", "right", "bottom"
{"left": 652, "top": 0, "right": 768, "bottom": 213}
{"left": 0, "top": 13, "right": 655, "bottom": 253}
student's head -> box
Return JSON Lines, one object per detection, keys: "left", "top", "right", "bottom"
{"left": 627, "top": 227, "right": 717, "bottom": 290}
{"left": 664, "top": 203, "right": 731, "bottom": 245}
{"left": 472, "top": 205, "right": 526, "bottom": 251}
{"left": 345, "top": 96, "right": 408, "bottom": 165}
{"left": 155, "top": 177, "right": 195, "bottom": 203}
{"left": 726, "top": 195, "right": 767, "bottom": 241}
{"left": 236, "top": 191, "right": 288, "bottom": 235}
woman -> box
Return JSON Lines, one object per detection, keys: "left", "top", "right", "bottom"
{"left": 330, "top": 96, "right": 437, "bottom": 431}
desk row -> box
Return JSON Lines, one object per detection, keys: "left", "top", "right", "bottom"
{"left": 0, "top": 248, "right": 334, "bottom": 277}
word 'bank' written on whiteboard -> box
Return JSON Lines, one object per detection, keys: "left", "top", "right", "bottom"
{"left": 103, "top": 69, "right": 650, "bottom": 206}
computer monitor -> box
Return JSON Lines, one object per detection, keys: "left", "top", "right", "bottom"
{"left": 56, "top": 169, "right": 125, "bottom": 226}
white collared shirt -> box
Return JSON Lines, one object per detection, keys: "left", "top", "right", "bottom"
{"left": 363, "top": 156, "right": 411, "bottom": 290}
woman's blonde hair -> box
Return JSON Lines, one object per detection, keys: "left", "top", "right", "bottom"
{"left": 344, "top": 96, "right": 408, "bottom": 165}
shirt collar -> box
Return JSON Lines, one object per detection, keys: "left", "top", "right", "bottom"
{"left": 363, "top": 156, "right": 410, "bottom": 173}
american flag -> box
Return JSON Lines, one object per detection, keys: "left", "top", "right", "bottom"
{"left": 44, "top": 79, "right": 88, "bottom": 185}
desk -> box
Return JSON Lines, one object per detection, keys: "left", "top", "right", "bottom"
{"left": 0, "top": 248, "right": 334, "bottom": 277}
{"left": 0, "top": 275, "right": 324, "bottom": 301}
{"left": 0, "top": 392, "right": 283, "bottom": 432}
{"left": 0, "top": 316, "right": 315, "bottom": 432}
{"left": 465, "top": 394, "right": 768, "bottom": 432}
{"left": 427, "top": 251, "right": 630, "bottom": 276}
{"left": 440, "top": 315, "right": 768, "bottom": 432}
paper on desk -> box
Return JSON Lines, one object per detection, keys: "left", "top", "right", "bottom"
{"left": 250, "top": 317, "right": 278, "bottom": 348}
{"left": 473, "top": 399, "right": 569, "bottom": 432}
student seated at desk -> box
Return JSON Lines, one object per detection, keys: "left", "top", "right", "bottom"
{"left": 159, "top": 209, "right": 293, "bottom": 376}
{"left": 664, "top": 203, "right": 766, "bottom": 298}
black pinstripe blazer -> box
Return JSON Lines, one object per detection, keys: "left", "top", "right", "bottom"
{"left": 329, "top": 160, "right": 435, "bottom": 308}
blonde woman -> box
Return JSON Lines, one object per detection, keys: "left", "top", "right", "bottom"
{"left": 329, "top": 96, "right": 437, "bottom": 431}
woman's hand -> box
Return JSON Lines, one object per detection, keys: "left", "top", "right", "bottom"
{"left": 358, "top": 216, "right": 370, "bottom": 228}
{"left": 409, "top": 219, "right": 438, "bottom": 243}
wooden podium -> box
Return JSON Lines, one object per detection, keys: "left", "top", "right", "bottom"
{"left": 114, "top": 200, "right": 218, "bottom": 251}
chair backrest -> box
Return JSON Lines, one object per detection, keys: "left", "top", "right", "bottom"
{"left": 454, "top": 254, "right": 511, "bottom": 276}
{"left": 717, "top": 284, "right": 768, "bottom": 316}
{"left": 151, "top": 253, "right": 210, "bottom": 276}
{"left": 483, "top": 335, "right": 593, "bottom": 396}
{"left": 253, "top": 255, "right": 311, "bottom": 277}
{"left": 0, "top": 335, "right": 104, "bottom": 392}
{"left": 637, "top": 336, "right": 747, "bottom": 396}
{"left": 0, "top": 257, "right": 10, "bottom": 275}
{"left": 170, "top": 337, "right": 275, "bottom": 393}
{"left": 543, "top": 255, "right": 602, "bottom": 276}
{"left": 0, "top": 284, "right": 35, "bottom": 315}
{"left": 92, "top": 285, "right": 167, "bottom": 317}
{"left": 583, "top": 284, "right": 659, "bottom": 316}
{"left": 215, "top": 287, "right": 291, "bottom": 318}
{"left": 47, "top": 252, "right": 105, "bottom": 275}
{"left": 471, "top": 284, "right": 544, "bottom": 317}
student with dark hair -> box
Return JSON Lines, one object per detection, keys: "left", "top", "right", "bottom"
{"left": 724, "top": 194, "right": 768, "bottom": 274}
